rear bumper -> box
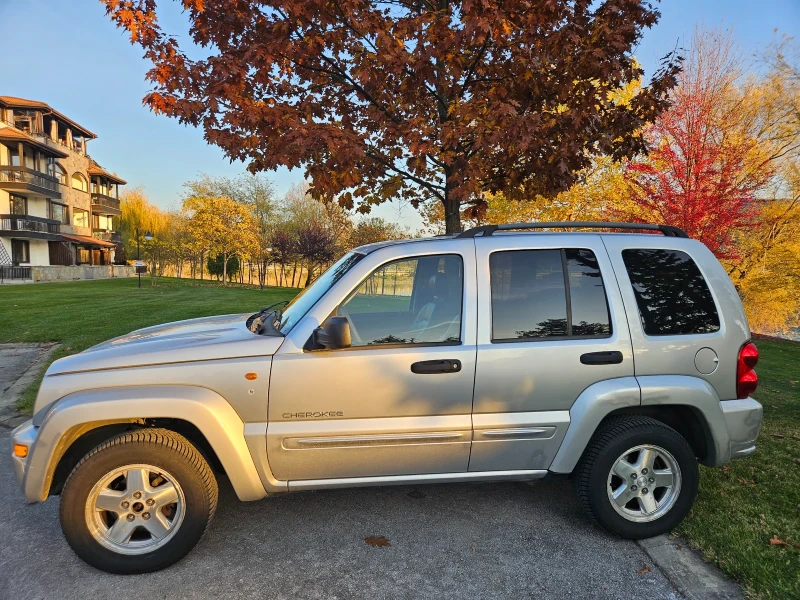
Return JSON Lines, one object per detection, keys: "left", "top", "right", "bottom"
{"left": 721, "top": 398, "right": 762, "bottom": 460}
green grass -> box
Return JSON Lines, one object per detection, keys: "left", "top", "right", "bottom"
{"left": 676, "top": 338, "right": 800, "bottom": 599}
{"left": 0, "top": 277, "right": 298, "bottom": 413}
{"left": 1, "top": 279, "right": 798, "bottom": 597}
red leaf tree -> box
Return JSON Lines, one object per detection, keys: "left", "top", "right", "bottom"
{"left": 622, "top": 32, "right": 773, "bottom": 257}
{"left": 103, "top": 0, "right": 679, "bottom": 233}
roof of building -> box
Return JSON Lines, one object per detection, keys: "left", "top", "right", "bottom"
{"left": 0, "top": 126, "right": 69, "bottom": 158}
{"left": 87, "top": 162, "right": 127, "bottom": 185}
{"left": 61, "top": 234, "right": 117, "bottom": 248}
{"left": 0, "top": 96, "right": 97, "bottom": 139}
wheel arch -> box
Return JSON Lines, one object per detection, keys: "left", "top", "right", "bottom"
{"left": 49, "top": 419, "right": 225, "bottom": 497}
{"left": 549, "top": 375, "right": 731, "bottom": 474}
{"left": 24, "top": 385, "right": 267, "bottom": 503}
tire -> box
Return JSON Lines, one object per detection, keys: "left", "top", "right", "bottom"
{"left": 574, "top": 416, "right": 699, "bottom": 539}
{"left": 59, "top": 428, "right": 218, "bottom": 574}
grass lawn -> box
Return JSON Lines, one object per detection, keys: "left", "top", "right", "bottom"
{"left": 1, "top": 278, "right": 797, "bottom": 597}
{"left": 676, "top": 337, "right": 800, "bottom": 599}
{"left": 0, "top": 277, "right": 298, "bottom": 413}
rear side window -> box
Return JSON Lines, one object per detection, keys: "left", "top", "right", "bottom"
{"left": 621, "top": 249, "right": 720, "bottom": 336}
{"left": 490, "top": 249, "right": 611, "bottom": 341}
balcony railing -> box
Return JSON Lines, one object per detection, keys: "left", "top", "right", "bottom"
{"left": 0, "top": 214, "right": 61, "bottom": 234}
{"left": 0, "top": 166, "right": 60, "bottom": 194}
{"left": 93, "top": 230, "right": 122, "bottom": 243}
{"left": 91, "top": 193, "right": 121, "bottom": 212}
{"left": 0, "top": 266, "right": 31, "bottom": 281}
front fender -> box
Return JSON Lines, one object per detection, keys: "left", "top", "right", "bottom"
{"left": 22, "top": 385, "right": 267, "bottom": 503}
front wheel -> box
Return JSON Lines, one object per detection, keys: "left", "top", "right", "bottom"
{"left": 574, "top": 416, "right": 699, "bottom": 539}
{"left": 60, "top": 429, "right": 218, "bottom": 574}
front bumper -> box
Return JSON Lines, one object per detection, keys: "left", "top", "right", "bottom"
{"left": 721, "top": 398, "right": 762, "bottom": 459}
{"left": 10, "top": 419, "right": 37, "bottom": 493}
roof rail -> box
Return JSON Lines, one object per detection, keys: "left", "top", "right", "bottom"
{"left": 455, "top": 221, "right": 689, "bottom": 239}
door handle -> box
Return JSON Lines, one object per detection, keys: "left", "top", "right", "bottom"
{"left": 580, "top": 351, "right": 623, "bottom": 365}
{"left": 411, "top": 359, "right": 462, "bottom": 374}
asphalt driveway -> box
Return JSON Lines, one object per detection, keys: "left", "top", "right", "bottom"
{"left": 0, "top": 430, "right": 682, "bottom": 599}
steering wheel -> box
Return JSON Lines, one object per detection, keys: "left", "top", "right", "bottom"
{"left": 336, "top": 305, "right": 363, "bottom": 345}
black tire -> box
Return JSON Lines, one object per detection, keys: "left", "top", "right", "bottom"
{"left": 59, "top": 428, "right": 218, "bottom": 574}
{"left": 574, "top": 416, "right": 699, "bottom": 539}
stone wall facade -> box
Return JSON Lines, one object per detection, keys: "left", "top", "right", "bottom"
{"left": 30, "top": 264, "right": 135, "bottom": 282}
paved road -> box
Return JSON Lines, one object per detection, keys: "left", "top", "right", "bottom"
{"left": 0, "top": 431, "right": 682, "bottom": 600}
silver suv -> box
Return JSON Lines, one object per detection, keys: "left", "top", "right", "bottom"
{"left": 10, "top": 222, "right": 763, "bottom": 574}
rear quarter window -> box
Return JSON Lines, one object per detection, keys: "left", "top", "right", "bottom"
{"left": 621, "top": 249, "right": 720, "bottom": 336}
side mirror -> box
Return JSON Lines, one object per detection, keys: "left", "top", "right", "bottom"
{"left": 311, "top": 316, "right": 352, "bottom": 350}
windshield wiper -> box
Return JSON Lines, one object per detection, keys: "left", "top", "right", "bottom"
{"left": 247, "top": 300, "right": 289, "bottom": 335}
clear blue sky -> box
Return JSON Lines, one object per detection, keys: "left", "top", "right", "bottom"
{"left": 1, "top": 0, "right": 797, "bottom": 229}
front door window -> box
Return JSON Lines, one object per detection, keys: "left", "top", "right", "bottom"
{"left": 338, "top": 254, "right": 463, "bottom": 346}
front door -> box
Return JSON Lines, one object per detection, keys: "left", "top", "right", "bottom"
{"left": 470, "top": 234, "right": 635, "bottom": 472}
{"left": 267, "top": 241, "right": 477, "bottom": 482}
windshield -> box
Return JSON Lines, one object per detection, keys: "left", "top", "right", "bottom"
{"left": 276, "top": 252, "right": 365, "bottom": 333}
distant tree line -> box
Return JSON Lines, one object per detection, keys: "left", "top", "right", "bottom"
{"left": 117, "top": 178, "right": 407, "bottom": 288}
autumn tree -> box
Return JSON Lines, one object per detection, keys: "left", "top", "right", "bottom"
{"left": 422, "top": 156, "right": 633, "bottom": 233}
{"left": 119, "top": 187, "right": 173, "bottom": 283}
{"left": 185, "top": 174, "right": 277, "bottom": 287}
{"left": 621, "top": 30, "right": 774, "bottom": 257}
{"left": 182, "top": 194, "right": 255, "bottom": 285}
{"left": 348, "top": 217, "right": 407, "bottom": 248}
{"left": 104, "top": 0, "right": 680, "bottom": 234}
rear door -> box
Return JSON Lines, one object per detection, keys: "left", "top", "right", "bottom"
{"left": 470, "top": 234, "right": 634, "bottom": 471}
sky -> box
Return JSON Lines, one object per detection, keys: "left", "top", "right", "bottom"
{"left": 0, "top": 0, "right": 798, "bottom": 231}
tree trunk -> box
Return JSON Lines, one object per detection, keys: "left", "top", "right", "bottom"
{"left": 222, "top": 252, "right": 228, "bottom": 286}
{"left": 443, "top": 191, "right": 461, "bottom": 235}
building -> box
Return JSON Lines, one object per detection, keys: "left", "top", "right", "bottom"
{"left": 0, "top": 96, "right": 133, "bottom": 281}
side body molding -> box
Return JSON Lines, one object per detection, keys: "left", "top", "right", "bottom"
{"left": 548, "top": 377, "right": 640, "bottom": 473}
{"left": 23, "top": 385, "right": 268, "bottom": 503}
{"left": 637, "top": 375, "right": 731, "bottom": 466}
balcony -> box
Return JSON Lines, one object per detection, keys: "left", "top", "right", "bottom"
{"left": 0, "top": 214, "right": 61, "bottom": 240}
{"left": 91, "top": 193, "right": 121, "bottom": 216}
{"left": 92, "top": 230, "right": 122, "bottom": 243}
{"left": 0, "top": 166, "right": 61, "bottom": 199}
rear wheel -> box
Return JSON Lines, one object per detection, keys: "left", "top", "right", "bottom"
{"left": 60, "top": 429, "right": 218, "bottom": 574}
{"left": 574, "top": 416, "right": 699, "bottom": 539}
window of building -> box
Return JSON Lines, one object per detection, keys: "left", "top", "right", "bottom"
{"left": 9, "top": 194, "right": 27, "bottom": 215}
{"left": 48, "top": 201, "right": 69, "bottom": 225}
{"left": 71, "top": 172, "right": 88, "bottom": 192}
{"left": 490, "top": 249, "right": 611, "bottom": 341}
{"left": 621, "top": 249, "right": 720, "bottom": 336}
{"left": 73, "top": 208, "right": 89, "bottom": 228}
{"left": 11, "top": 240, "right": 30, "bottom": 264}
{"left": 337, "top": 254, "right": 463, "bottom": 346}
{"left": 8, "top": 145, "right": 20, "bottom": 167}
{"left": 52, "top": 163, "right": 66, "bottom": 185}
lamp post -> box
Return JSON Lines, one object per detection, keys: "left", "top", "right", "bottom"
{"left": 136, "top": 228, "right": 154, "bottom": 288}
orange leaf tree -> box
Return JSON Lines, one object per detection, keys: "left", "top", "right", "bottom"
{"left": 104, "top": 0, "right": 680, "bottom": 233}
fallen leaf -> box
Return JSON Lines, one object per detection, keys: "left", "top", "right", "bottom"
{"left": 722, "top": 465, "right": 732, "bottom": 472}
{"left": 365, "top": 536, "right": 391, "bottom": 548}
{"left": 771, "top": 434, "right": 785, "bottom": 439}
{"left": 769, "top": 536, "right": 789, "bottom": 546}
{"left": 636, "top": 566, "right": 651, "bottom": 574}
{"left": 471, "top": 545, "right": 476, "bottom": 552}
{"left": 407, "top": 490, "right": 426, "bottom": 499}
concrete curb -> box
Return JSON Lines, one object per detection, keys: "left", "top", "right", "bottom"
{"left": 638, "top": 535, "right": 744, "bottom": 599}
{"left": 0, "top": 342, "right": 59, "bottom": 428}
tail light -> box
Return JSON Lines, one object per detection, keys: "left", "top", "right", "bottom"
{"left": 737, "top": 342, "right": 759, "bottom": 399}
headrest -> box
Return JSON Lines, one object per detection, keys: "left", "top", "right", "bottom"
{"left": 430, "top": 272, "right": 449, "bottom": 299}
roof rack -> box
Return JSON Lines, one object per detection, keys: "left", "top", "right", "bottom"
{"left": 456, "top": 221, "right": 689, "bottom": 239}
